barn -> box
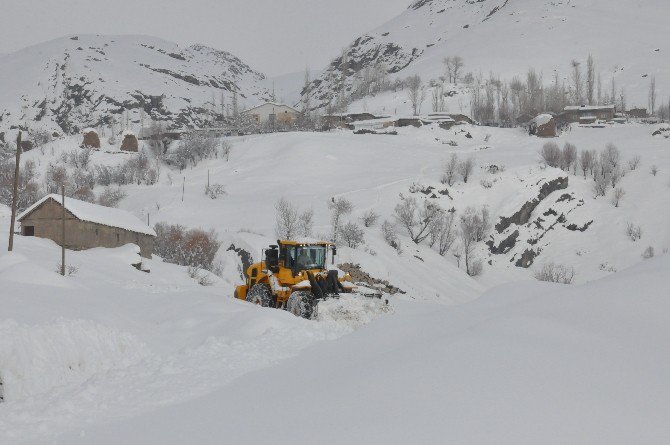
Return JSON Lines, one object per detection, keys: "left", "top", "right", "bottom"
{"left": 17, "top": 194, "right": 156, "bottom": 258}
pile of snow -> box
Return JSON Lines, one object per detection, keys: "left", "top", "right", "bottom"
{"left": 0, "top": 318, "right": 149, "bottom": 401}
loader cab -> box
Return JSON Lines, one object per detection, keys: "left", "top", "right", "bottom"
{"left": 278, "top": 241, "right": 332, "bottom": 273}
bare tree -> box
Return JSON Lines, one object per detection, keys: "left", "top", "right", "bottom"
{"left": 298, "top": 208, "right": 314, "bottom": 237}
{"left": 586, "top": 55, "right": 596, "bottom": 105}
{"left": 339, "top": 222, "right": 365, "bottom": 248}
{"left": 275, "top": 197, "right": 300, "bottom": 239}
{"left": 571, "top": 60, "right": 583, "bottom": 104}
{"left": 649, "top": 76, "right": 657, "bottom": 115}
{"left": 579, "top": 149, "right": 595, "bottom": 178}
{"left": 561, "top": 143, "right": 577, "bottom": 172}
{"left": 459, "top": 207, "right": 489, "bottom": 277}
{"left": 406, "top": 75, "right": 426, "bottom": 116}
{"left": 394, "top": 197, "right": 442, "bottom": 244}
{"left": 451, "top": 56, "right": 464, "bottom": 84}
{"left": 458, "top": 156, "right": 475, "bottom": 183}
{"left": 381, "top": 220, "right": 400, "bottom": 251}
{"left": 442, "top": 154, "right": 460, "bottom": 185}
{"left": 329, "top": 197, "right": 354, "bottom": 242}
{"left": 611, "top": 187, "right": 625, "bottom": 207}
{"left": 627, "top": 156, "right": 641, "bottom": 171}
{"left": 540, "top": 142, "right": 561, "bottom": 168}
{"left": 433, "top": 210, "right": 457, "bottom": 256}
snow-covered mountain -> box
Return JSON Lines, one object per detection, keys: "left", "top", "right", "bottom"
{"left": 0, "top": 35, "right": 270, "bottom": 138}
{"left": 307, "top": 0, "right": 669, "bottom": 110}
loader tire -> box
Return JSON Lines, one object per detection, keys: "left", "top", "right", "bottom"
{"left": 287, "top": 291, "right": 316, "bottom": 319}
{"left": 247, "top": 284, "right": 274, "bottom": 308}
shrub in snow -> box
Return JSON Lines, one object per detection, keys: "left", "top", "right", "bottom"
{"left": 480, "top": 179, "right": 493, "bottom": 189}
{"left": 205, "top": 183, "right": 226, "bottom": 199}
{"left": 187, "top": 266, "right": 214, "bottom": 286}
{"left": 651, "top": 165, "right": 659, "bottom": 176}
{"left": 533, "top": 262, "right": 575, "bottom": 284}
{"left": 55, "top": 263, "right": 79, "bottom": 276}
{"left": 457, "top": 156, "right": 475, "bottom": 183}
{"left": 381, "top": 220, "right": 400, "bottom": 252}
{"left": 361, "top": 210, "right": 379, "bottom": 228}
{"left": 611, "top": 187, "right": 625, "bottom": 207}
{"left": 628, "top": 156, "right": 641, "bottom": 171}
{"left": 642, "top": 246, "right": 655, "bottom": 259}
{"left": 442, "top": 154, "right": 460, "bottom": 185}
{"left": 97, "top": 186, "right": 127, "bottom": 208}
{"left": 154, "top": 223, "right": 221, "bottom": 271}
{"left": 339, "top": 222, "right": 365, "bottom": 249}
{"left": 165, "top": 134, "right": 219, "bottom": 171}
{"left": 539, "top": 142, "right": 561, "bottom": 168}
{"left": 625, "top": 223, "right": 643, "bottom": 242}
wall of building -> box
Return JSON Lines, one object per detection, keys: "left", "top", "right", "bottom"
{"left": 19, "top": 200, "right": 154, "bottom": 258}
{"left": 245, "top": 104, "right": 297, "bottom": 124}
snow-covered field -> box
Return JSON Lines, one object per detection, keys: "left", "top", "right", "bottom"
{"left": 1, "top": 120, "right": 670, "bottom": 443}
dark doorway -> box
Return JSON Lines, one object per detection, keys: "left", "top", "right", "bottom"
{"left": 23, "top": 226, "right": 35, "bottom": 236}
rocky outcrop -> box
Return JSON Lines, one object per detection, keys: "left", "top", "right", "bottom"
{"left": 495, "top": 176, "right": 568, "bottom": 233}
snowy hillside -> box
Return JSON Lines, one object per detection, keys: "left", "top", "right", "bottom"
{"left": 2, "top": 118, "right": 670, "bottom": 442}
{"left": 0, "top": 35, "right": 270, "bottom": 138}
{"left": 307, "top": 0, "right": 669, "bottom": 110}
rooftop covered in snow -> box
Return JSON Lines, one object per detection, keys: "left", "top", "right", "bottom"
{"left": 18, "top": 194, "right": 156, "bottom": 237}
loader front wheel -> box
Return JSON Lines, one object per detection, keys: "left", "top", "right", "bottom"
{"left": 247, "top": 284, "right": 274, "bottom": 308}
{"left": 287, "top": 291, "right": 316, "bottom": 319}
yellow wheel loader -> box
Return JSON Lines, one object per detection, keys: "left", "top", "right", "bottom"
{"left": 234, "top": 240, "right": 366, "bottom": 319}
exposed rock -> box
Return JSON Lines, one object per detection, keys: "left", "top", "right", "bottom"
{"left": 487, "top": 230, "right": 519, "bottom": 254}
{"left": 495, "top": 176, "right": 568, "bottom": 233}
{"left": 515, "top": 249, "right": 538, "bottom": 268}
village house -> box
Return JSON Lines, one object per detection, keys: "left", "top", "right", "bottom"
{"left": 17, "top": 194, "right": 156, "bottom": 258}
{"left": 627, "top": 108, "right": 648, "bottom": 119}
{"left": 561, "top": 105, "right": 616, "bottom": 123}
{"left": 242, "top": 102, "right": 299, "bottom": 125}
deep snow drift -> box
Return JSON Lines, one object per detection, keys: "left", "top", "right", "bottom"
{"left": 50, "top": 253, "right": 670, "bottom": 445}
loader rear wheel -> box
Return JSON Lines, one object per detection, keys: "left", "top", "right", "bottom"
{"left": 247, "top": 284, "right": 274, "bottom": 308}
{"left": 287, "top": 291, "right": 315, "bottom": 319}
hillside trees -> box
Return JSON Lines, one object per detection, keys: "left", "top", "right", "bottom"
{"left": 406, "top": 75, "right": 426, "bottom": 115}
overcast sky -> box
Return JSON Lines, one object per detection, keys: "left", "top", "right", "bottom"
{"left": 1, "top": 0, "right": 409, "bottom": 76}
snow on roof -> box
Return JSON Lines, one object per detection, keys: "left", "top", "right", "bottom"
{"left": 532, "top": 114, "right": 554, "bottom": 126}
{"left": 18, "top": 194, "right": 156, "bottom": 237}
{"left": 564, "top": 105, "right": 615, "bottom": 111}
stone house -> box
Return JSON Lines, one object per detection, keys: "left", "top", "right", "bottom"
{"left": 529, "top": 114, "right": 557, "bottom": 137}
{"left": 242, "top": 102, "right": 298, "bottom": 125}
{"left": 17, "top": 194, "right": 156, "bottom": 258}
{"left": 562, "top": 105, "right": 615, "bottom": 123}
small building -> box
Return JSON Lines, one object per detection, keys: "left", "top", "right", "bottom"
{"left": 18, "top": 194, "right": 156, "bottom": 258}
{"left": 562, "top": 105, "right": 615, "bottom": 123}
{"left": 529, "top": 114, "right": 557, "bottom": 137}
{"left": 242, "top": 102, "right": 299, "bottom": 125}
{"left": 627, "top": 108, "right": 648, "bottom": 119}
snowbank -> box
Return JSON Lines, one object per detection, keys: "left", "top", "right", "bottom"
{"left": 0, "top": 318, "right": 149, "bottom": 401}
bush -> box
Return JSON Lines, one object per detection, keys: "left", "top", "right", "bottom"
{"left": 611, "top": 187, "right": 625, "bottom": 207}
{"left": 628, "top": 156, "right": 641, "bottom": 171}
{"left": 97, "top": 186, "right": 127, "bottom": 207}
{"left": 361, "top": 209, "right": 379, "bottom": 227}
{"left": 642, "top": 246, "right": 655, "bottom": 259}
{"left": 626, "top": 223, "right": 643, "bottom": 241}
{"left": 205, "top": 183, "right": 226, "bottom": 199}
{"left": 381, "top": 220, "right": 400, "bottom": 252}
{"left": 534, "top": 262, "right": 575, "bottom": 284}
{"left": 651, "top": 165, "right": 659, "bottom": 176}
{"left": 339, "top": 222, "right": 365, "bottom": 248}
{"left": 539, "top": 142, "right": 561, "bottom": 167}
{"left": 154, "top": 223, "right": 221, "bottom": 271}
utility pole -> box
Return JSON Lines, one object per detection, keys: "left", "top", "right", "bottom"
{"left": 7, "top": 132, "right": 22, "bottom": 252}
{"left": 182, "top": 176, "right": 185, "bottom": 202}
{"left": 61, "top": 186, "right": 65, "bottom": 276}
